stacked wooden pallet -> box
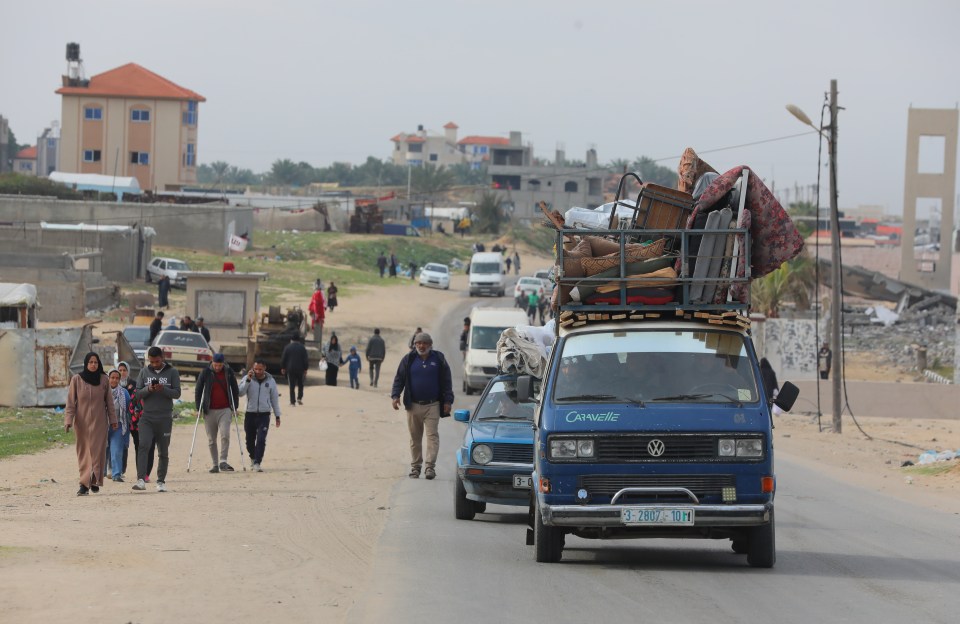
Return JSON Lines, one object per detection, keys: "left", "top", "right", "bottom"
{"left": 558, "top": 308, "right": 750, "bottom": 330}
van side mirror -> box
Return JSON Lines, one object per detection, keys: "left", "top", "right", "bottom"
{"left": 774, "top": 382, "right": 798, "bottom": 412}
{"left": 516, "top": 375, "right": 532, "bottom": 402}
{"left": 453, "top": 409, "right": 470, "bottom": 423}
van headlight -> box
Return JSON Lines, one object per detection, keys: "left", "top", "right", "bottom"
{"left": 718, "top": 438, "right": 764, "bottom": 458}
{"left": 549, "top": 438, "right": 595, "bottom": 459}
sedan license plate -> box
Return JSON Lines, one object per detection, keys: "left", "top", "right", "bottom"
{"left": 621, "top": 507, "right": 694, "bottom": 526}
{"left": 513, "top": 474, "right": 532, "bottom": 489}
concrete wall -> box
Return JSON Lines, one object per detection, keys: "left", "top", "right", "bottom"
{"left": 0, "top": 267, "right": 118, "bottom": 321}
{"left": 753, "top": 317, "right": 819, "bottom": 381}
{"left": 0, "top": 195, "right": 253, "bottom": 254}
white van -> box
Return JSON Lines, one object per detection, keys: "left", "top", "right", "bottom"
{"left": 463, "top": 307, "right": 528, "bottom": 394}
{"left": 468, "top": 252, "right": 506, "bottom": 297}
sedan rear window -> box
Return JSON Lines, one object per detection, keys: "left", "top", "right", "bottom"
{"left": 156, "top": 332, "right": 208, "bottom": 348}
{"left": 424, "top": 264, "right": 448, "bottom": 273}
{"left": 123, "top": 327, "right": 151, "bottom": 343}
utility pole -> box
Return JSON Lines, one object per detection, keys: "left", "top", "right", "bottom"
{"left": 827, "top": 79, "right": 843, "bottom": 434}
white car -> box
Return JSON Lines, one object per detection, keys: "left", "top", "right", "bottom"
{"left": 146, "top": 257, "right": 190, "bottom": 289}
{"left": 419, "top": 263, "right": 450, "bottom": 290}
{"left": 534, "top": 268, "right": 555, "bottom": 296}
{"left": 151, "top": 330, "right": 213, "bottom": 376}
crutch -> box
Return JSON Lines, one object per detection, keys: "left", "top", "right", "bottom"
{"left": 186, "top": 385, "right": 206, "bottom": 472}
{"left": 228, "top": 385, "right": 247, "bottom": 471}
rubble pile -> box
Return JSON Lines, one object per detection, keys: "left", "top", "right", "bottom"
{"left": 845, "top": 301, "right": 956, "bottom": 374}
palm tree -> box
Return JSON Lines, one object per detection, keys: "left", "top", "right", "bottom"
{"left": 473, "top": 190, "right": 504, "bottom": 234}
{"left": 210, "top": 161, "right": 230, "bottom": 188}
{"left": 269, "top": 159, "right": 300, "bottom": 186}
{"left": 751, "top": 253, "right": 816, "bottom": 317}
{"left": 411, "top": 164, "right": 454, "bottom": 197}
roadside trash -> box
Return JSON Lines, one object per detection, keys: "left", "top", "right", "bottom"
{"left": 917, "top": 450, "right": 957, "bottom": 465}
{"left": 900, "top": 460, "right": 914, "bottom": 467}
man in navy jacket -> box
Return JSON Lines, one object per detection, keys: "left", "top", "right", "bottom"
{"left": 391, "top": 332, "right": 453, "bottom": 480}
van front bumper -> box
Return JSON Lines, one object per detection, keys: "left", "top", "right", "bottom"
{"left": 542, "top": 502, "right": 772, "bottom": 527}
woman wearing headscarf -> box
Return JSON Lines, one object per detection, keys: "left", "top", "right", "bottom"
{"left": 759, "top": 358, "right": 780, "bottom": 402}
{"left": 326, "top": 281, "right": 339, "bottom": 312}
{"left": 106, "top": 369, "right": 131, "bottom": 482}
{"left": 64, "top": 353, "right": 118, "bottom": 495}
{"left": 322, "top": 333, "right": 344, "bottom": 386}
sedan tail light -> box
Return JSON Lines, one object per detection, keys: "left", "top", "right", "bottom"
{"left": 197, "top": 352, "right": 212, "bottom": 361}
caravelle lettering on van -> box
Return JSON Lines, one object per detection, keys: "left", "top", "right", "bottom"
{"left": 564, "top": 411, "right": 619, "bottom": 423}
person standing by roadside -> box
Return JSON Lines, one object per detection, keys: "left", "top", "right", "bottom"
{"left": 132, "top": 346, "right": 181, "bottom": 493}
{"left": 390, "top": 332, "right": 453, "bottom": 480}
{"left": 308, "top": 284, "right": 326, "bottom": 345}
{"left": 818, "top": 342, "right": 832, "bottom": 380}
{"left": 377, "top": 252, "right": 388, "bottom": 278}
{"left": 526, "top": 290, "right": 540, "bottom": 325}
{"left": 158, "top": 275, "right": 170, "bottom": 310}
{"left": 365, "top": 328, "right": 386, "bottom": 388}
{"left": 505, "top": 256, "right": 512, "bottom": 273}
{"left": 389, "top": 253, "right": 398, "bottom": 278}
{"left": 459, "top": 317, "right": 471, "bottom": 359}
{"left": 346, "top": 346, "right": 362, "bottom": 389}
{"left": 280, "top": 333, "right": 309, "bottom": 406}
{"left": 409, "top": 260, "right": 418, "bottom": 280}
{"left": 64, "top": 353, "right": 118, "bottom": 496}
{"left": 195, "top": 353, "right": 240, "bottom": 473}
{"left": 196, "top": 317, "right": 211, "bottom": 344}
{"left": 326, "top": 281, "right": 339, "bottom": 313}
{"left": 106, "top": 369, "right": 131, "bottom": 482}
{"left": 409, "top": 327, "right": 422, "bottom": 351}
{"left": 323, "top": 333, "right": 344, "bottom": 386}
{"left": 513, "top": 250, "right": 521, "bottom": 275}
{"left": 238, "top": 360, "right": 281, "bottom": 472}
{"left": 149, "top": 311, "right": 164, "bottom": 346}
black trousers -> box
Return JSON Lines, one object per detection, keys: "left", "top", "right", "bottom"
{"left": 369, "top": 360, "right": 382, "bottom": 386}
{"left": 287, "top": 372, "right": 304, "bottom": 404}
{"left": 244, "top": 412, "right": 271, "bottom": 464}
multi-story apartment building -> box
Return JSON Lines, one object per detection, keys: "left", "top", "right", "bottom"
{"left": 12, "top": 146, "right": 37, "bottom": 176}
{"left": 457, "top": 135, "right": 510, "bottom": 170}
{"left": 488, "top": 131, "right": 605, "bottom": 221}
{"left": 56, "top": 63, "right": 205, "bottom": 192}
{"left": 390, "top": 122, "right": 466, "bottom": 168}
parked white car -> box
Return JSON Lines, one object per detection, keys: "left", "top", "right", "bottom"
{"left": 146, "top": 257, "right": 190, "bottom": 288}
{"left": 151, "top": 330, "right": 213, "bottom": 376}
{"left": 419, "top": 263, "right": 450, "bottom": 290}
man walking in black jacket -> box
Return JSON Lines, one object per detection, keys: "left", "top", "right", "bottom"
{"left": 390, "top": 332, "right": 453, "bottom": 480}
{"left": 194, "top": 353, "right": 241, "bottom": 472}
{"left": 365, "top": 328, "right": 386, "bottom": 387}
{"left": 281, "top": 333, "right": 310, "bottom": 406}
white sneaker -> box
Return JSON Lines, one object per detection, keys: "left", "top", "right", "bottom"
{"left": 157, "top": 481, "right": 167, "bottom": 492}
{"left": 253, "top": 463, "right": 262, "bottom": 472}
{"left": 132, "top": 479, "right": 146, "bottom": 491}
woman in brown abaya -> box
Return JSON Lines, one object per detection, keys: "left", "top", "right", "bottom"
{"left": 64, "top": 352, "right": 118, "bottom": 496}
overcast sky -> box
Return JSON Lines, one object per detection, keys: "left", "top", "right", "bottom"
{"left": 3, "top": 0, "right": 959, "bottom": 217}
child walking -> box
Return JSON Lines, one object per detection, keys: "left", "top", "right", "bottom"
{"left": 346, "top": 346, "right": 362, "bottom": 389}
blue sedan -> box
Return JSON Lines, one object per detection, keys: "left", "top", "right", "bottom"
{"left": 453, "top": 374, "right": 539, "bottom": 520}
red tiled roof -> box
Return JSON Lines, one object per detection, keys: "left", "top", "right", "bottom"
{"left": 390, "top": 133, "right": 426, "bottom": 143}
{"left": 56, "top": 63, "right": 205, "bottom": 101}
{"left": 405, "top": 136, "right": 425, "bottom": 143}
{"left": 15, "top": 146, "right": 37, "bottom": 159}
{"left": 458, "top": 135, "right": 510, "bottom": 146}
{"left": 443, "top": 122, "right": 459, "bottom": 129}
{"left": 390, "top": 133, "right": 405, "bottom": 142}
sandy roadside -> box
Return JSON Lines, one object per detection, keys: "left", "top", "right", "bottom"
{"left": 2, "top": 252, "right": 959, "bottom": 623}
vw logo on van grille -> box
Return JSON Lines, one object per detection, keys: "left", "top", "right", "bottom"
{"left": 647, "top": 439, "right": 666, "bottom": 457}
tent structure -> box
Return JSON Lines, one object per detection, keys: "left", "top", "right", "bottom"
{"left": 49, "top": 172, "right": 142, "bottom": 201}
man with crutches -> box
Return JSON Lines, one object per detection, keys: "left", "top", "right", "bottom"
{"left": 193, "top": 353, "right": 241, "bottom": 473}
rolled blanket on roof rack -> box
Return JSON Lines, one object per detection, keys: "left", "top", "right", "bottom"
{"left": 496, "top": 320, "right": 556, "bottom": 378}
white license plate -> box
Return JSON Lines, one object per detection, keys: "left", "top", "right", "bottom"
{"left": 621, "top": 507, "right": 694, "bottom": 525}
{"left": 513, "top": 474, "right": 532, "bottom": 489}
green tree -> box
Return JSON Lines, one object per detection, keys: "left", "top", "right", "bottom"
{"left": 210, "top": 161, "right": 231, "bottom": 186}
{"left": 607, "top": 158, "right": 631, "bottom": 173}
{"left": 269, "top": 159, "right": 301, "bottom": 185}
{"left": 631, "top": 156, "right": 678, "bottom": 187}
{"left": 751, "top": 253, "right": 815, "bottom": 317}
{"left": 472, "top": 190, "right": 504, "bottom": 234}
{"left": 448, "top": 162, "right": 488, "bottom": 186}
{"left": 411, "top": 164, "right": 454, "bottom": 197}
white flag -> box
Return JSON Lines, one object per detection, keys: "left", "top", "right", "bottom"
{"left": 228, "top": 235, "right": 248, "bottom": 252}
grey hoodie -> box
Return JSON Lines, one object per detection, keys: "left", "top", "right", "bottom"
{"left": 238, "top": 371, "right": 282, "bottom": 417}
{"left": 135, "top": 362, "right": 182, "bottom": 419}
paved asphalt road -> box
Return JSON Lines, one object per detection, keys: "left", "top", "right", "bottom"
{"left": 348, "top": 282, "right": 960, "bottom": 624}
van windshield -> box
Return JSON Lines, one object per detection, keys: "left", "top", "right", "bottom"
{"left": 471, "top": 326, "right": 509, "bottom": 350}
{"left": 554, "top": 329, "right": 759, "bottom": 404}
{"left": 472, "top": 262, "right": 500, "bottom": 274}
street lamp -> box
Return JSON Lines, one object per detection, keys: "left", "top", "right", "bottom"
{"left": 787, "top": 80, "right": 843, "bottom": 434}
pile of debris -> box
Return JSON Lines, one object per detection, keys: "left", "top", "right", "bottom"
{"left": 844, "top": 299, "right": 956, "bottom": 376}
